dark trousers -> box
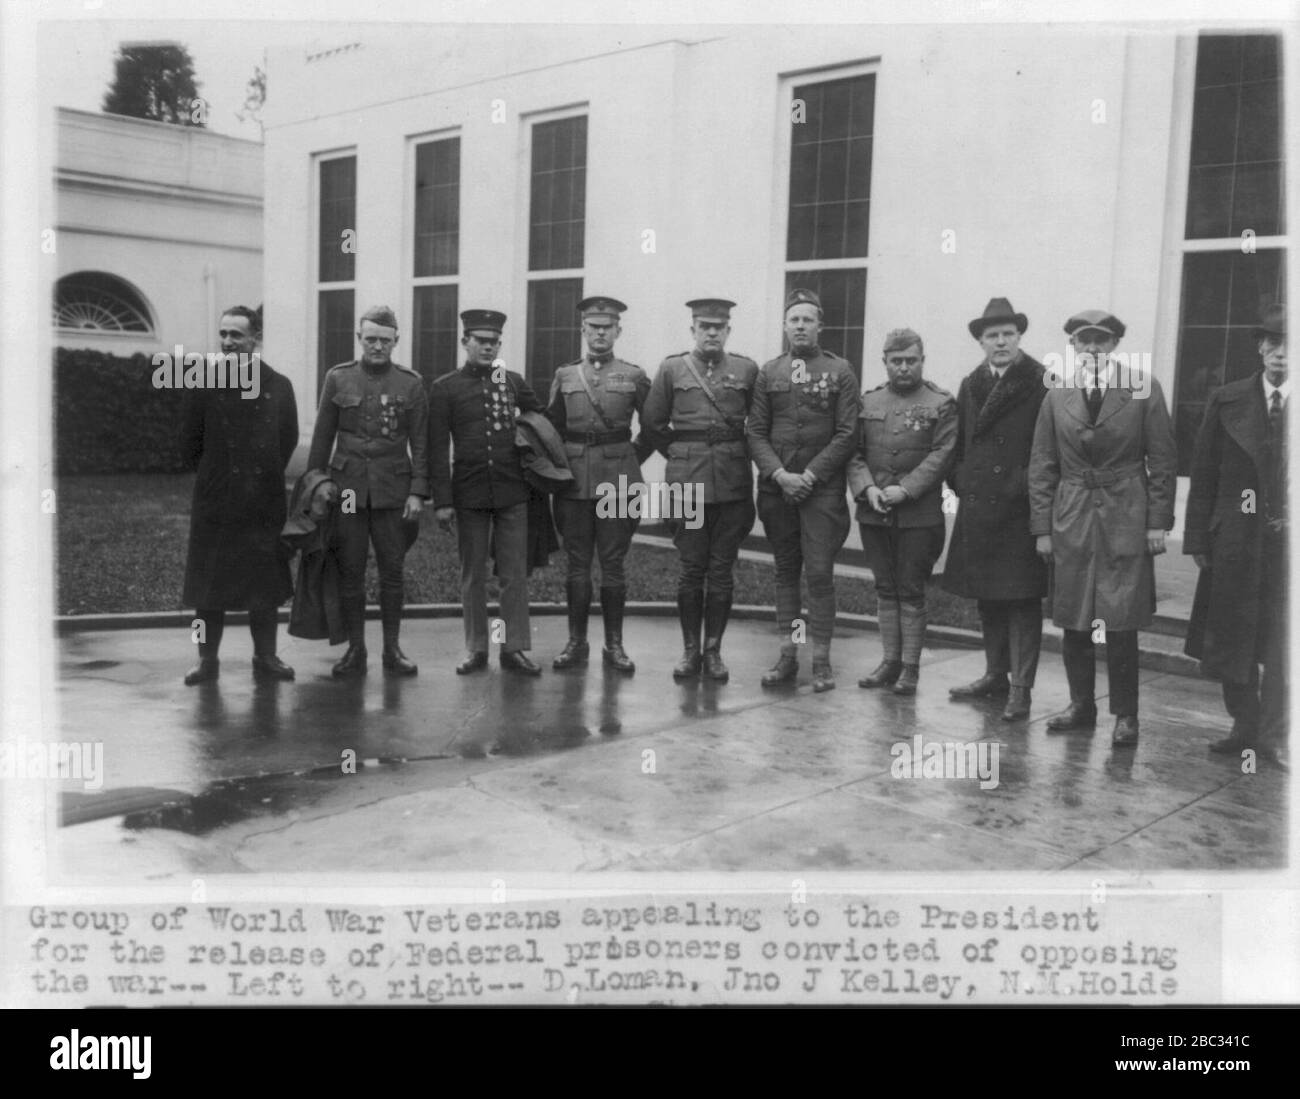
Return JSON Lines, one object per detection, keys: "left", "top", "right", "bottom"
{"left": 1061, "top": 628, "right": 1139, "bottom": 717}
{"left": 336, "top": 507, "right": 409, "bottom": 600}
{"left": 977, "top": 598, "right": 1044, "bottom": 688}
{"left": 1222, "top": 532, "right": 1288, "bottom": 745}
{"left": 859, "top": 523, "right": 946, "bottom": 606}
{"left": 457, "top": 503, "right": 530, "bottom": 654}
{"left": 553, "top": 496, "right": 637, "bottom": 590}
{"left": 194, "top": 605, "right": 278, "bottom": 657}
{"left": 758, "top": 490, "right": 850, "bottom": 650}
{"left": 673, "top": 498, "right": 756, "bottom": 598}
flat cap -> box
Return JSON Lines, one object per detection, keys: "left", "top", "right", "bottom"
{"left": 1064, "top": 310, "right": 1126, "bottom": 339}
{"left": 883, "top": 327, "right": 924, "bottom": 354}
{"left": 1254, "top": 302, "right": 1286, "bottom": 340}
{"left": 460, "top": 308, "right": 507, "bottom": 334}
{"left": 359, "top": 304, "right": 399, "bottom": 330}
{"left": 686, "top": 298, "right": 736, "bottom": 321}
{"left": 577, "top": 296, "right": 627, "bottom": 320}
{"left": 785, "top": 287, "right": 822, "bottom": 313}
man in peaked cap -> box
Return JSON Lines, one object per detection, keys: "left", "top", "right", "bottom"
{"left": 642, "top": 298, "right": 759, "bottom": 682}
{"left": 545, "top": 296, "right": 653, "bottom": 673}
{"left": 746, "top": 288, "right": 860, "bottom": 692}
{"left": 848, "top": 327, "right": 958, "bottom": 696}
{"left": 942, "top": 297, "right": 1050, "bottom": 721}
{"left": 1186, "top": 302, "right": 1290, "bottom": 769}
{"left": 307, "top": 304, "right": 429, "bottom": 678}
{"left": 429, "top": 308, "right": 545, "bottom": 676}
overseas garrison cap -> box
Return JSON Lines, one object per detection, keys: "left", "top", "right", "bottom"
{"left": 359, "top": 304, "right": 399, "bottom": 330}
{"left": 883, "top": 327, "right": 924, "bottom": 354}
{"left": 1064, "top": 310, "right": 1126, "bottom": 340}
{"left": 686, "top": 298, "right": 736, "bottom": 321}
{"left": 460, "top": 308, "right": 507, "bottom": 334}
{"left": 577, "top": 296, "right": 627, "bottom": 320}
{"left": 785, "top": 287, "right": 822, "bottom": 313}
{"left": 1254, "top": 302, "right": 1286, "bottom": 340}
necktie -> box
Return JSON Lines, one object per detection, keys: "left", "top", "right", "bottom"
{"left": 1270, "top": 391, "right": 1287, "bottom": 520}
{"left": 1086, "top": 384, "right": 1104, "bottom": 423}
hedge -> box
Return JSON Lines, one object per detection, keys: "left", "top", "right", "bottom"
{"left": 56, "top": 347, "right": 193, "bottom": 474}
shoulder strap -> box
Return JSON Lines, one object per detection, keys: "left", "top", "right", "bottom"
{"left": 680, "top": 353, "right": 743, "bottom": 426}
{"left": 573, "top": 363, "right": 618, "bottom": 432}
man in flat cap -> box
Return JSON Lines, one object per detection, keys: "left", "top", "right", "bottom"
{"left": 746, "top": 288, "right": 859, "bottom": 691}
{"left": 1185, "top": 303, "right": 1289, "bottom": 769}
{"left": 1029, "top": 310, "right": 1177, "bottom": 747}
{"left": 307, "top": 305, "right": 429, "bottom": 678}
{"left": 942, "top": 298, "right": 1049, "bottom": 721}
{"left": 429, "top": 309, "right": 544, "bottom": 675}
{"left": 849, "top": 328, "right": 957, "bottom": 695}
{"left": 545, "top": 296, "right": 653, "bottom": 673}
{"left": 642, "top": 298, "right": 759, "bottom": 682}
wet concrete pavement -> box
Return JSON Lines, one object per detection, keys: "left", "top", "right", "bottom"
{"left": 54, "top": 613, "right": 1287, "bottom": 875}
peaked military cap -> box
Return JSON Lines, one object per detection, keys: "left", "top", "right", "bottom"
{"left": 577, "top": 296, "right": 627, "bottom": 320}
{"left": 785, "top": 287, "right": 822, "bottom": 313}
{"left": 460, "top": 308, "right": 507, "bottom": 334}
{"left": 968, "top": 297, "right": 1028, "bottom": 338}
{"left": 686, "top": 298, "right": 736, "bottom": 321}
{"left": 360, "top": 304, "right": 399, "bottom": 330}
{"left": 1254, "top": 302, "right": 1286, "bottom": 340}
{"left": 1064, "top": 310, "right": 1126, "bottom": 340}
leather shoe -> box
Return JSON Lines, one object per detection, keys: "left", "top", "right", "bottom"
{"left": 331, "top": 645, "right": 367, "bottom": 679}
{"left": 1111, "top": 715, "right": 1139, "bottom": 747}
{"left": 184, "top": 658, "right": 220, "bottom": 686}
{"left": 1209, "top": 734, "right": 1255, "bottom": 755}
{"left": 1001, "top": 686, "right": 1031, "bottom": 721}
{"left": 761, "top": 653, "right": 799, "bottom": 688}
{"left": 1046, "top": 700, "right": 1097, "bottom": 732}
{"left": 892, "top": 664, "right": 920, "bottom": 695}
{"left": 701, "top": 650, "right": 729, "bottom": 683}
{"left": 456, "top": 651, "right": 488, "bottom": 675}
{"left": 812, "top": 662, "right": 836, "bottom": 693}
{"left": 382, "top": 645, "right": 418, "bottom": 676}
{"left": 602, "top": 642, "right": 635, "bottom": 675}
{"left": 858, "top": 660, "right": 903, "bottom": 689}
{"left": 673, "top": 649, "right": 702, "bottom": 680}
{"left": 252, "top": 654, "right": 295, "bottom": 681}
{"left": 553, "top": 638, "right": 589, "bottom": 670}
{"left": 500, "top": 650, "right": 542, "bottom": 676}
{"left": 1258, "top": 745, "right": 1290, "bottom": 771}
{"left": 949, "top": 672, "right": 1010, "bottom": 700}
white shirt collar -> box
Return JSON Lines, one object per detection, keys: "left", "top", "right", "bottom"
{"left": 1262, "top": 374, "right": 1290, "bottom": 403}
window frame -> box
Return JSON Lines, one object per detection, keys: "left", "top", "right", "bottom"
{"left": 312, "top": 148, "right": 359, "bottom": 390}
{"left": 405, "top": 128, "right": 462, "bottom": 381}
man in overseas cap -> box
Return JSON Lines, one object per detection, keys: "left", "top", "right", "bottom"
{"left": 307, "top": 304, "right": 429, "bottom": 678}
{"left": 642, "top": 298, "right": 759, "bottom": 682}
{"left": 746, "top": 288, "right": 860, "bottom": 691}
{"left": 545, "top": 296, "right": 653, "bottom": 673}
{"left": 849, "top": 328, "right": 958, "bottom": 695}
{"left": 942, "top": 298, "right": 1049, "bottom": 721}
{"left": 1186, "top": 302, "right": 1290, "bottom": 768}
{"left": 429, "top": 308, "right": 545, "bottom": 676}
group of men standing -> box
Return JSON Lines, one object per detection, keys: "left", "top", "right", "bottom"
{"left": 179, "top": 291, "right": 1288, "bottom": 766}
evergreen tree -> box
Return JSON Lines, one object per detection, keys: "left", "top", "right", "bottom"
{"left": 103, "top": 43, "right": 206, "bottom": 127}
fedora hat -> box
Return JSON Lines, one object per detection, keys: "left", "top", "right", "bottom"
{"left": 969, "top": 297, "right": 1028, "bottom": 339}
{"left": 1254, "top": 302, "right": 1286, "bottom": 341}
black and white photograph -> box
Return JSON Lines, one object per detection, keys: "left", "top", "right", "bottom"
{"left": 1, "top": 0, "right": 1297, "bottom": 1031}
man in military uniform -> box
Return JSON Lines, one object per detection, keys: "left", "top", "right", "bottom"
{"left": 546, "top": 296, "right": 653, "bottom": 673}
{"left": 848, "top": 328, "right": 958, "bottom": 695}
{"left": 642, "top": 298, "right": 759, "bottom": 682}
{"left": 307, "top": 305, "right": 429, "bottom": 678}
{"left": 430, "top": 309, "right": 544, "bottom": 676}
{"left": 746, "top": 288, "right": 859, "bottom": 692}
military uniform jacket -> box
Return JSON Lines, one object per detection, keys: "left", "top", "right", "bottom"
{"left": 746, "top": 347, "right": 860, "bottom": 497}
{"left": 307, "top": 360, "right": 430, "bottom": 510}
{"left": 429, "top": 363, "right": 543, "bottom": 510}
{"left": 545, "top": 355, "right": 652, "bottom": 498}
{"left": 847, "top": 380, "right": 958, "bottom": 527}
{"left": 641, "top": 349, "right": 759, "bottom": 504}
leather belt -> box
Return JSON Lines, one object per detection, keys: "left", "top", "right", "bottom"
{"left": 564, "top": 428, "right": 631, "bottom": 445}
{"left": 673, "top": 425, "right": 746, "bottom": 444}
{"left": 1065, "top": 462, "right": 1144, "bottom": 488}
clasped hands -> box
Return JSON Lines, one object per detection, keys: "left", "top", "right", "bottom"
{"left": 865, "top": 485, "right": 908, "bottom": 514}
{"left": 775, "top": 469, "right": 818, "bottom": 504}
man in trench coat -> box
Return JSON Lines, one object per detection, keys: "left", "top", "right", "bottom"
{"left": 180, "top": 305, "right": 299, "bottom": 684}
{"left": 943, "top": 298, "right": 1049, "bottom": 722}
{"left": 1184, "top": 303, "right": 1289, "bottom": 770}
{"left": 1029, "top": 310, "right": 1177, "bottom": 747}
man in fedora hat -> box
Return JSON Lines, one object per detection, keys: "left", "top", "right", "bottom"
{"left": 642, "top": 298, "right": 759, "bottom": 682}
{"left": 307, "top": 304, "right": 429, "bottom": 678}
{"left": 1185, "top": 302, "right": 1289, "bottom": 769}
{"left": 943, "top": 297, "right": 1049, "bottom": 721}
{"left": 430, "top": 309, "right": 544, "bottom": 676}
{"left": 746, "top": 287, "right": 859, "bottom": 692}
{"left": 1029, "top": 310, "right": 1177, "bottom": 747}
{"left": 545, "top": 296, "right": 653, "bottom": 674}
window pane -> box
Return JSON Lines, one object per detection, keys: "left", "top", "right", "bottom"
{"left": 317, "top": 288, "right": 355, "bottom": 391}
{"left": 414, "top": 138, "right": 460, "bottom": 277}
{"left": 412, "top": 284, "right": 459, "bottom": 383}
{"left": 319, "top": 157, "right": 356, "bottom": 283}
{"left": 529, "top": 117, "right": 588, "bottom": 270}
{"left": 526, "top": 278, "right": 583, "bottom": 393}
{"left": 782, "top": 269, "right": 867, "bottom": 379}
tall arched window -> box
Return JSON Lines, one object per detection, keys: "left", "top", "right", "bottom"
{"left": 54, "top": 272, "right": 156, "bottom": 334}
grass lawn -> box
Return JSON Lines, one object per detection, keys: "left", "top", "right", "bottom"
{"left": 56, "top": 474, "right": 982, "bottom": 629}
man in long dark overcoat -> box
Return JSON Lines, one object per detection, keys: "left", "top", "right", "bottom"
{"left": 1185, "top": 303, "right": 1289, "bottom": 770}
{"left": 943, "top": 298, "right": 1048, "bottom": 722}
{"left": 180, "top": 306, "right": 299, "bottom": 684}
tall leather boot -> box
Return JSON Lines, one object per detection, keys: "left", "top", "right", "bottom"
{"left": 380, "top": 590, "right": 417, "bottom": 675}
{"left": 701, "top": 592, "right": 732, "bottom": 683}
{"left": 600, "top": 587, "right": 635, "bottom": 674}
{"left": 554, "top": 579, "right": 592, "bottom": 669}
{"left": 672, "top": 590, "right": 704, "bottom": 680}
{"left": 332, "top": 595, "right": 368, "bottom": 678}
{"left": 893, "top": 601, "right": 927, "bottom": 695}
{"left": 859, "top": 599, "right": 902, "bottom": 688}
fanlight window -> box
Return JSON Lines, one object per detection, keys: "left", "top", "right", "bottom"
{"left": 55, "top": 273, "right": 155, "bottom": 334}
